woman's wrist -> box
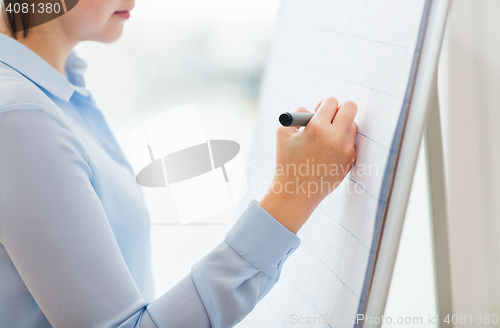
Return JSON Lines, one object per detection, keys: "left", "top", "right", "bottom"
{"left": 258, "top": 179, "right": 320, "bottom": 234}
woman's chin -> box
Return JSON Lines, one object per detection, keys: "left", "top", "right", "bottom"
{"left": 93, "top": 25, "right": 125, "bottom": 44}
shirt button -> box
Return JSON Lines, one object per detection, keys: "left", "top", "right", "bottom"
{"left": 287, "top": 248, "right": 295, "bottom": 256}
{"left": 277, "top": 260, "right": 283, "bottom": 270}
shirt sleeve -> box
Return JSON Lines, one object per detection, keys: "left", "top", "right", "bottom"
{"left": 0, "top": 106, "right": 301, "bottom": 328}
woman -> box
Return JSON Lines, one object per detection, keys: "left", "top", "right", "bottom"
{"left": 0, "top": 1, "right": 358, "bottom": 327}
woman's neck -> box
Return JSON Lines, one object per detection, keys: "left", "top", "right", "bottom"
{"left": 0, "top": 21, "right": 77, "bottom": 75}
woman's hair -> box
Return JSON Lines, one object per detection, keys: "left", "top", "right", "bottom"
{"left": 2, "top": 1, "right": 33, "bottom": 39}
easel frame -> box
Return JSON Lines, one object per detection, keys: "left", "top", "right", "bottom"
{"left": 363, "top": 1, "right": 453, "bottom": 327}
{"left": 425, "top": 75, "right": 454, "bottom": 327}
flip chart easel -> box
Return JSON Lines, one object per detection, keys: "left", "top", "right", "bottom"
{"left": 364, "top": 1, "right": 453, "bottom": 327}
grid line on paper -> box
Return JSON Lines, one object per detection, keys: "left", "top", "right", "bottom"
{"left": 276, "top": 57, "right": 403, "bottom": 100}
{"left": 281, "top": 274, "right": 335, "bottom": 328}
{"left": 301, "top": 243, "right": 360, "bottom": 301}
{"left": 281, "top": 19, "right": 414, "bottom": 51}
{"left": 316, "top": 206, "right": 370, "bottom": 251}
{"left": 347, "top": 177, "right": 380, "bottom": 203}
{"left": 356, "top": 132, "right": 391, "bottom": 152}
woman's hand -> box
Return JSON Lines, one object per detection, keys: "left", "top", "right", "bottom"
{"left": 258, "top": 97, "right": 358, "bottom": 234}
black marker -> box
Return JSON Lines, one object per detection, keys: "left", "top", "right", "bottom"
{"left": 279, "top": 112, "right": 315, "bottom": 126}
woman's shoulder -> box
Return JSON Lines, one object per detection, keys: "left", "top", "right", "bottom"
{"left": 0, "top": 62, "right": 75, "bottom": 137}
{"left": 0, "top": 63, "right": 89, "bottom": 165}
{"left": 0, "top": 61, "right": 56, "bottom": 112}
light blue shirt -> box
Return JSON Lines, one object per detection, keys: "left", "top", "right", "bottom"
{"left": 0, "top": 33, "right": 300, "bottom": 328}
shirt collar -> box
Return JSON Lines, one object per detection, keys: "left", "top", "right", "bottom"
{"left": 0, "top": 33, "right": 89, "bottom": 102}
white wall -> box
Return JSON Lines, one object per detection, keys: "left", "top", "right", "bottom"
{"left": 441, "top": 0, "right": 500, "bottom": 321}
{"left": 417, "top": 0, "right": 500, "bottom": 323}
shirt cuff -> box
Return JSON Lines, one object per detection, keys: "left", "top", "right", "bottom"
{"left": 224, "top": 199, "right": 301, "bottom": 279}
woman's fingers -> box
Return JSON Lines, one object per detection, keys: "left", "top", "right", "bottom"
{"left": 291, "top": 107, "right": 311, "bottom": 131}
{"left": 332, "top": 100, "right": 357, "bottom": 134}
{"left": 294, "top": 106, "right": 311, "bottom": 113}
{"left": 347, "top": 121, "right": 358, "bottom": 146}
{"left": 310, "top": 97, "right": 339, "bottom": 125}
{"left": 277, "top": 107, "right": 311, "bottom": 135}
